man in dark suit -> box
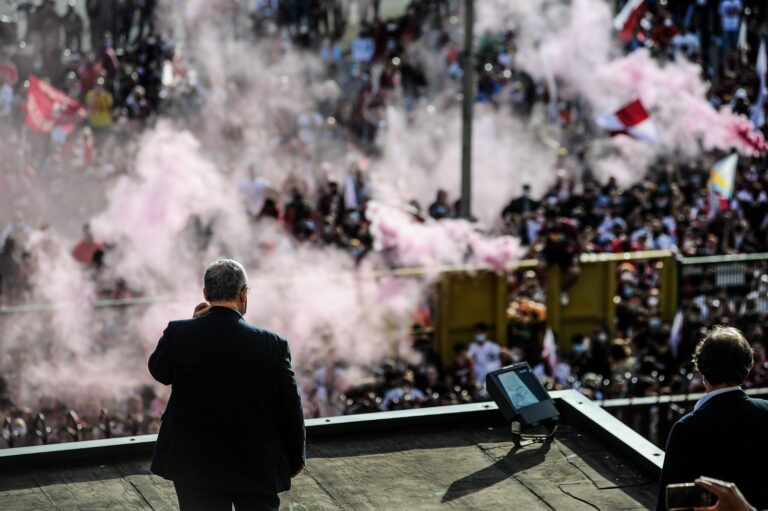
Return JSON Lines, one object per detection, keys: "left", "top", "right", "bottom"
{"left": 657, "top": 326, "right": 768, "bottom": 511}
{"left": 149, "top": 259, "right": 305, "bottom": 511}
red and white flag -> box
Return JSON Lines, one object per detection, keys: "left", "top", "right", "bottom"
{"left": 541, "top": 328, "right": 558, "bottom": 377}
{"left": 24, "top": 75, "right": 86, "bottom": 134}
{"left": 596, "top": 98, "right": 660, "bottom": 143}
{"left": 614, "top": 0, "right": 647, "bottom": 43}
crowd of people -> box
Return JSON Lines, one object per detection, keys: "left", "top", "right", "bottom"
{"left": 0, "top": 0, "right": 179, "bottom": 173}
{"left": 4, "top": 0, "right": 768, "bottom": 448}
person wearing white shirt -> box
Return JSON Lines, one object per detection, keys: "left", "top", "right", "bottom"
{"left": 469, "top": 322, "right": 501, "bottom": 389}
{"left": 672, "top": 29, "right": 701, "bottom": 59}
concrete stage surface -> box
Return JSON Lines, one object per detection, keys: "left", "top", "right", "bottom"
{"left": 0, "top": 391, "right": 663, "bottom": 510}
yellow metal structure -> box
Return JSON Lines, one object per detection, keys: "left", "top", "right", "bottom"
{"left": 434, "top": 270, "right": 508, "bottom": 363}
{"left": 546, "top": 251, "right": 677, "bottom": 352}
{"left": 434, "top": 251, "right": 678, "bottom": 362}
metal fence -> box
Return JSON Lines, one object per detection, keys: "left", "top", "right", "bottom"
{"left": 598, "top": 387, "right": 768, "bottom": 447}
{"left": 679, "top": 253, "right": 768, "bottom": 320}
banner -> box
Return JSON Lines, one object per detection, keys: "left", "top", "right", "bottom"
{"left": 24, "top": 75, "right": 86, "bottom": 134}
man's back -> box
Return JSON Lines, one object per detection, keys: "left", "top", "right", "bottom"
{"left": 149, "top": 306, "right": 305, "bottom": 495}
{"left": 657, "top": 390, "right": 768, "bottom": 510}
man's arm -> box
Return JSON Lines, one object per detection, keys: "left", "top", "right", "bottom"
{"left": 657, "top": 419, "right": 696, "bottom": 511}
{"left": 148, "top": 324, "right": 173, "bottom": 385}
{"left": 278, "top": 339, "right": 306, "bottom": 476}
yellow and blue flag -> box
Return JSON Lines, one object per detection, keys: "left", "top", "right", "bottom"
{"left": 708, "top": 153, "right": 738, "bottom": 199}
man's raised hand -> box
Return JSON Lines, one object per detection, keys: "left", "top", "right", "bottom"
{"left": 193, "top": 302, "right": 210, "bottom": 318}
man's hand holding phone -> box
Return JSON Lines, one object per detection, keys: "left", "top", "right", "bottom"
{"left": 694, "top": 477, "right": 756, "bottom": 511}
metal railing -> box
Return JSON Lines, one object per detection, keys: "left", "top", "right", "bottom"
{"left": 597, "top": 387, "right": 768, "bottom": 447}
{"left": 679, "top": 253, "right": 768, "bottom": 316}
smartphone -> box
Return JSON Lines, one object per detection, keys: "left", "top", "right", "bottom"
{"left": 666, "top": 483, "right": 715, "bottom": 510}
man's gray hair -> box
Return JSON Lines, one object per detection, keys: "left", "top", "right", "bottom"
{"left": 204, "top": 259, "right": 248, "bottom": 302}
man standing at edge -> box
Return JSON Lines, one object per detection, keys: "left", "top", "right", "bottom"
{"left": 656, "top": 326, "right": 768, "bottom": 511}
{"left": 149, "top": 259, "right": 305, "bottom": 511}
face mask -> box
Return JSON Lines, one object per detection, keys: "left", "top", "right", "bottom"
{"left": 597, "top": 333, "right": 608, "bottom": 343}
{"left": 648, "top": 296, "right": 659, "bottom": 308}
{"left": 623, "top": 286, "right": 634, "bottom": 297}
{"left": 649, "top": 318, "right": 661, "bottom": 329}
{"left": 13, "top": 427, "right": 26, "bottom": 438}
{"left": 573, "top": 344, "right": 586, "bottom": 354}
{"left": 475, "top": 334, "right": 487, "bottom": 342}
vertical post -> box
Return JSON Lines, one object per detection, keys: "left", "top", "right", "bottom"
{"left": 460, "top": 0, "right": 474, "bottom": 220}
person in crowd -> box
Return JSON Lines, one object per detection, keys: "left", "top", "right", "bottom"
{"left": 445, "top": 342, "right": 476, "bottom": 393}
{"left": 469, "top": 322, "right": 501, "bottom": 390}
{"left": 381, "top": 369, "right": 425, "bottom": 410}
{"left": 428, "top": 189, "right": 452, "bottom": 220}
{"left": 719, "top": 0, "right": 742, "bottom": 70}
{"left": 657, "top": 326, "right": 768, "bottom": 511}
{"left": 283, "top": 188, "right": 313, "bottom": 236}
{"left": 85, "top": 78, "right": 115, "bottom": 134}
{"left": 502, "top": 183, "right": 540, "bottom": 220}
{"left": 72, "top": 224, "right": 104, "bottom": 265}
{"left": 534, "top": 206, "right": 582, "bottom": 306}
{"left": 61, "top": 1, "right": 84, "bottom": 52}
{"left": 318, "top": 180, "right": 345, "bottom": 226}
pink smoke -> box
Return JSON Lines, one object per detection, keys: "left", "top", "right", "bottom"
{"left": 368, "top": 203, "right": 523, "bottom": 273}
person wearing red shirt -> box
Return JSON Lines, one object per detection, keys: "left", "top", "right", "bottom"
{"left": 72, "top": 223, "right": 103, "bottom": 265}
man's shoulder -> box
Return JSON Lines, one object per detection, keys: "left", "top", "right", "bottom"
{"left": 746, "top": 395, "right": 768, "bottom": 413}
{"left": 237, "top": 322, "right": 287, "bottom": 344}
{"left": 167, "top": 317, "right": 286, "bottom": 343}
{"left": 686, "top": 392, "right": 768, "bottom": 424}
{"left": 167, "top": 317, "right": 196, "bottom": 329}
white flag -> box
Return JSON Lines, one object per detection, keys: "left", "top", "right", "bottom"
{"left": 751, "top": 39, "right": 767, "bottom": 128}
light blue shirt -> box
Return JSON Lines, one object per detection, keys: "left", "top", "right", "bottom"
{"left": 693, "top": 386, "right": 742, "bottom": 412}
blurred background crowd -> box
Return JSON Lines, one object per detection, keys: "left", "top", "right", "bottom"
{"left": 3, "top": 0, "right": 768, "bottom": 448}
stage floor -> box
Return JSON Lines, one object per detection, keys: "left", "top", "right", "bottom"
{"left": 0, "top": 422, "right": 656, "bottom": 510}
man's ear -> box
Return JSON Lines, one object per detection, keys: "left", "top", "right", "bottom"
{"left": 203, "top": 288, "right": 209, "bottom": 302}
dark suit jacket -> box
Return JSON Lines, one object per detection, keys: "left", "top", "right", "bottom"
{"left": 657, "top": 389, "right": 768, "bottom": 511}
{"left": 148, "top": 306, "right": 305, "bottom": 495}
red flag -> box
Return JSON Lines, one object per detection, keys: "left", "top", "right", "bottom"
{"left": 595, "top": 98, "right": 660, "bottom": 142}
{"left": 24, "top": 75, "right": 86, "bottom": 134}
{"left": 614, "top": 0, "right": 647, "bottom": 43}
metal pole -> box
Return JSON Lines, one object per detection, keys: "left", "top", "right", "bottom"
{"left": 460, "top": 0, "right": 474, "bottom": 220}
